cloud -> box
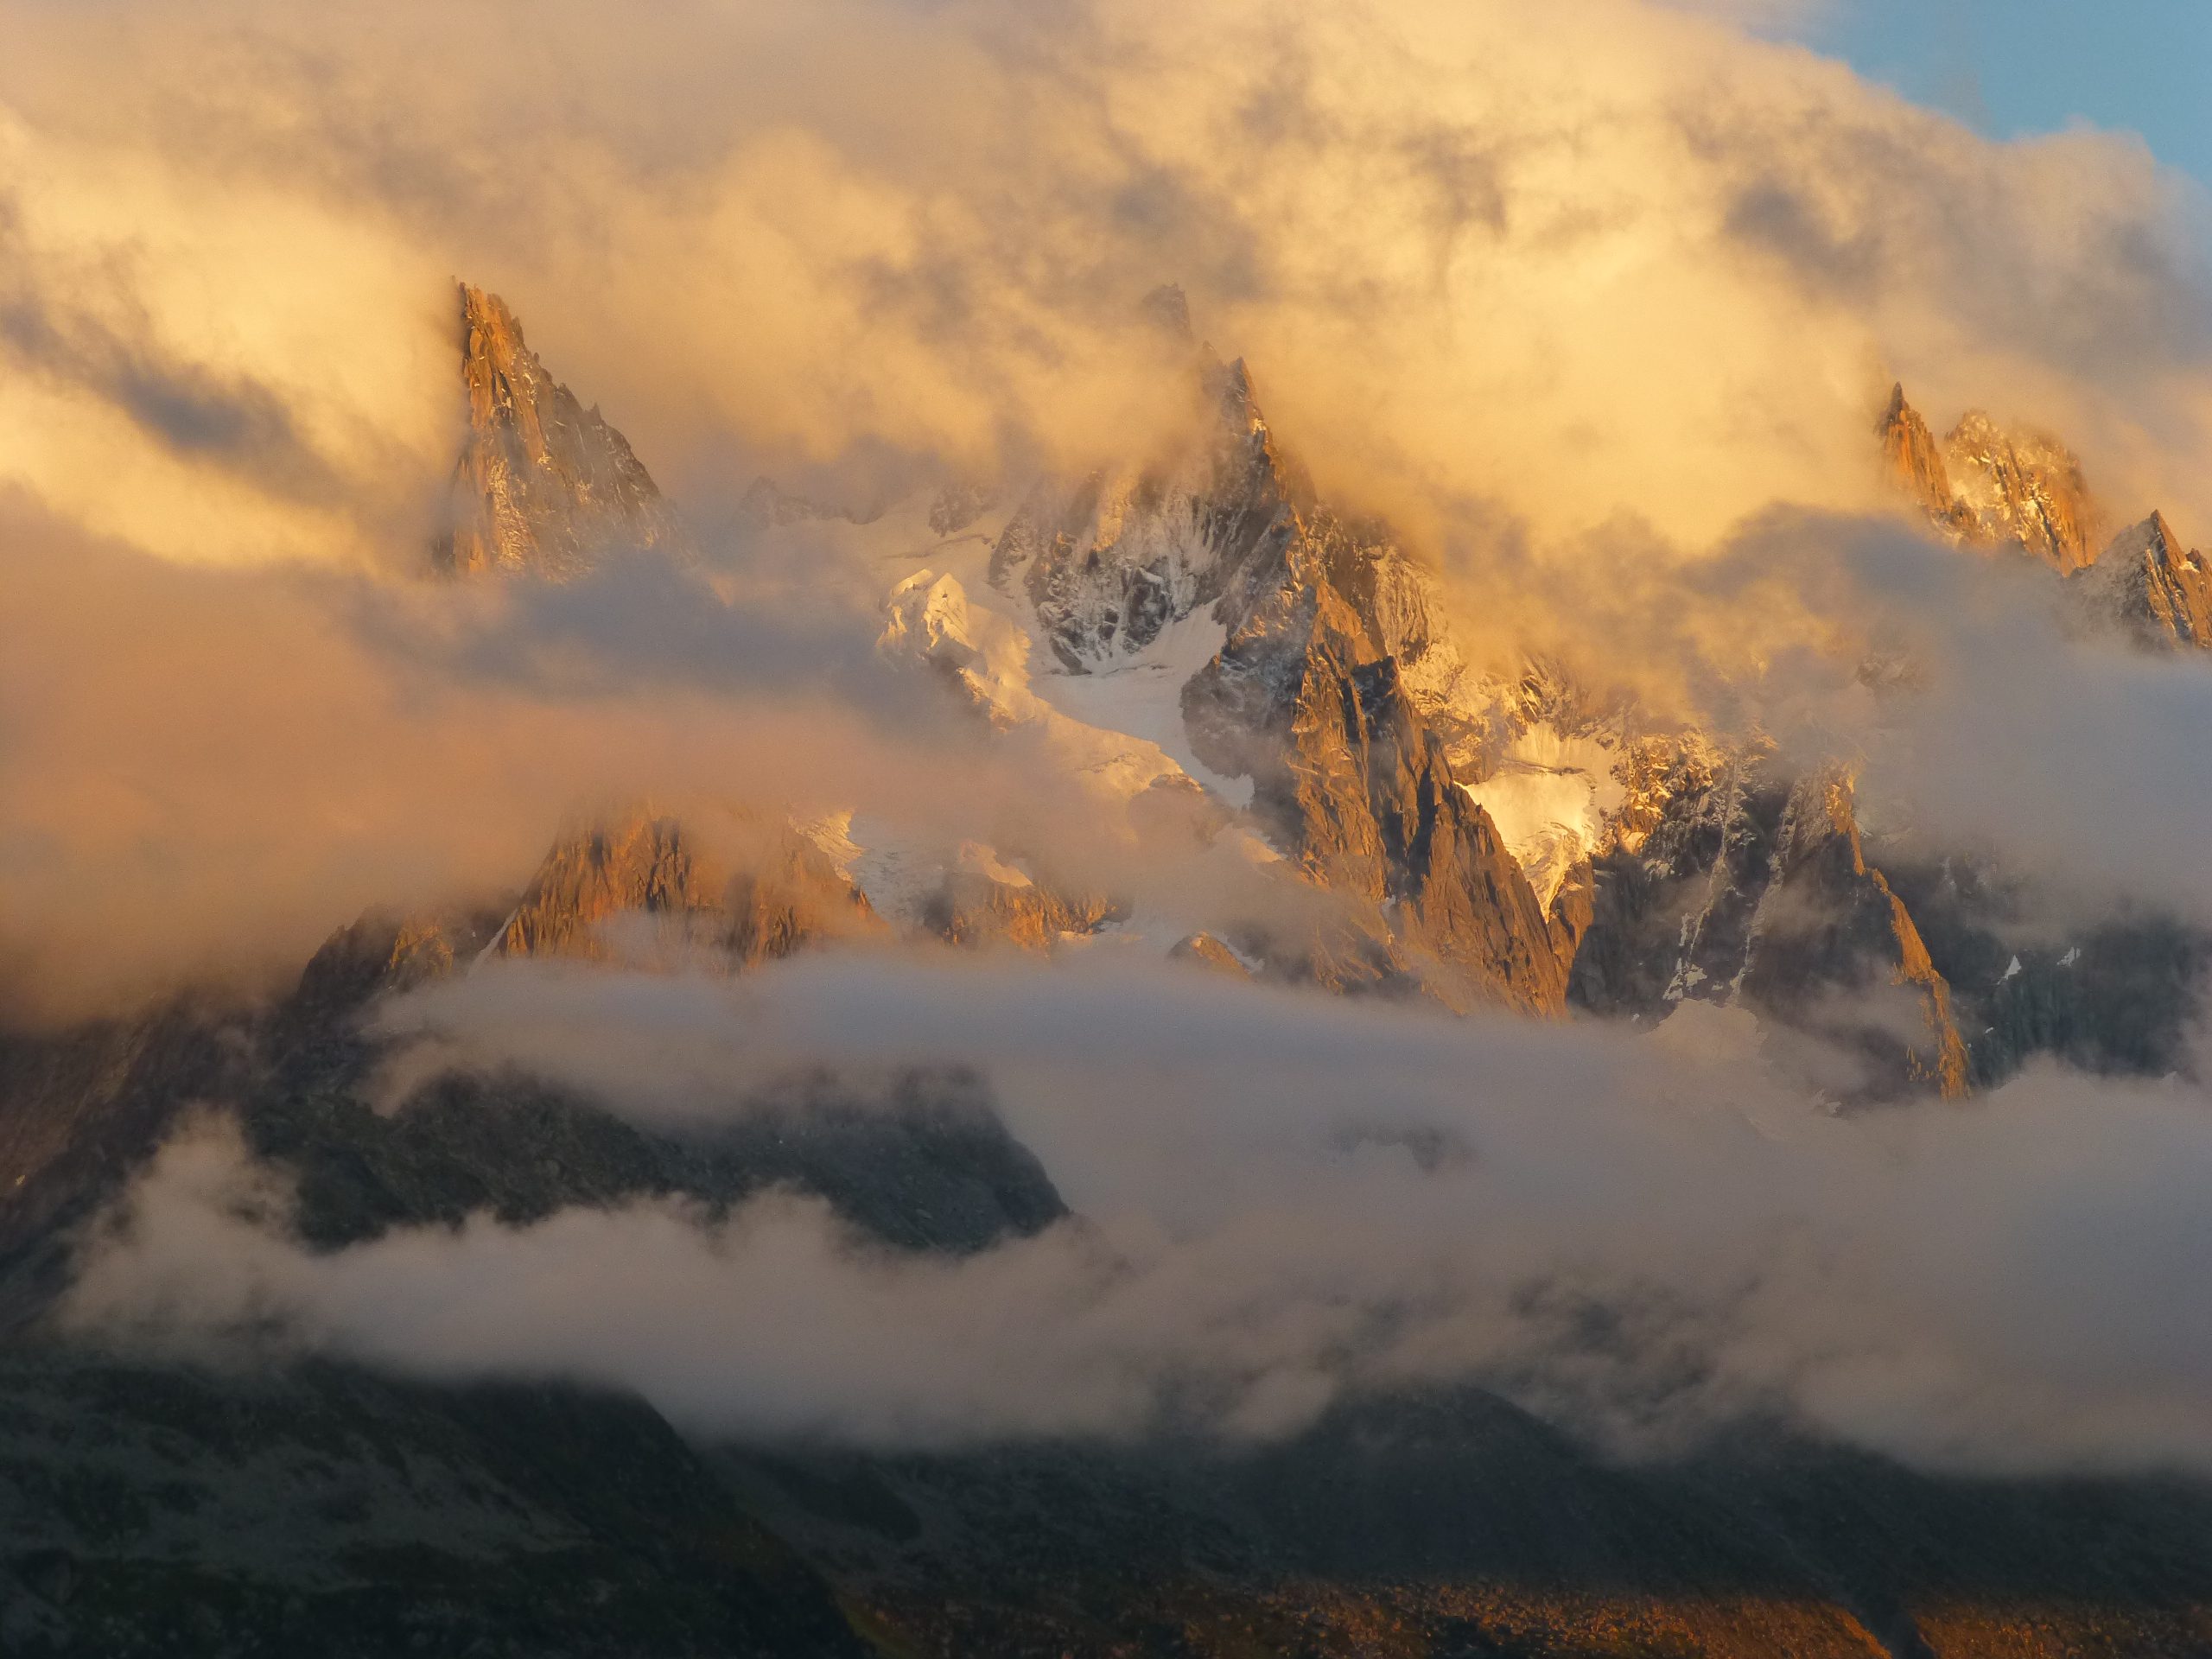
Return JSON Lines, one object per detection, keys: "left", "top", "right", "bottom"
{"left": 12, "top": 0, "right": 2212, "bottom": 1492}
{"left": 60, "top": 953, "right": 2212, "bottom": 1471}
{"left": 0, "top": 0, "right": 2205, "bottom": 568}
{"left": 0, "top": 496, "right": 1222, "bottom": 1019}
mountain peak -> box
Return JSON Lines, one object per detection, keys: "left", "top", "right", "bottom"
{"left": 2079, "top": 509, "right": 2212, "bottom": 650}
{"left": 1941, "top": 408, "right": 2101, "bottom": 570}
{"left": 1138, "top": 282, "right": 1193, "bottom": 344}
{"left": 1876, "top": 382, "right": 1967, "bottom": 531}
{"left": 435, "top": 280, "right": 688, "bottom": 579}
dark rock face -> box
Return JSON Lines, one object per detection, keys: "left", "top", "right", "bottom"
{"left": 0, "top": 1354, "right": 871, "bottom": 1659}
{"left": 251, "top": 901, "right": 1065, "bottom": 1257}
{"left": 1573, "top": 751, "right": 1967, "bottom": 1099}
{"left": 1879, "top": 856, "right": 2212, "bottom": 1087}
{"left": 0, "top": 1007, "right": 251, "bottom": 1332}
{"left": 2075, "top": 511, "right": 2212, "bottom": 650}
{"left": 0, "top": 875, "right": 1064, "bottom": 1331}
{"left": 11, "top": 1352, "right": 2212, "bottom": 1657}
{"left": 434, "top": 283, "right": 689, "bottom": 578}
{"left": 724, "top": 1384, "right": 2212, "bottom": 1658}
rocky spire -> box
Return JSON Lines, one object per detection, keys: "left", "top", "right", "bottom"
{"left": 2076, "top": 510, "right": 2212, "bottom": 650}
{"left": 1942, "top": 409, "right": 2101, "bottom": 570}
{"left": 1878, "top": 386, "right": 2103, "bottom": 569}
{"left": 1877, "top": 383, "right": 1973, "bottom": 534}
{"left": 990, "top": 342, "right": 1567, "bottom": 1014}
{"left": 435, "top": 282, "right": 689, "bottom": 578}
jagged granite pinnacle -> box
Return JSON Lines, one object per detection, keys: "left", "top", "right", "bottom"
{"left": 435, "top": 282, "right": 689, "bottom": 578}
{"left": 993, "top": 346, "right": 1566, "bottom": 1014}
{"left": 1877, "top": 383, "right": 1976, "bottom": 537}
{"left": 2075, "top": 510, "right": 2212, "bottom": 651}
{"left": 1944, "top": 409, "right": 2101, "bottom": 570}
{"left": 1878, "top": 385, "right": 2102, "bottom": 569}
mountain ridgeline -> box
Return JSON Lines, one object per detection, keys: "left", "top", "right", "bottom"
{"left": 407, "top": 288, "right": 2208, "bottom": 1102}
{"left": 3, "top": 283, "right": 2212, "bottom": 1656}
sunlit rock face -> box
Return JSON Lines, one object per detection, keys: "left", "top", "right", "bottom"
{"left": 493, "top": 815, "right": 885, "bottom": 972}
{"left": 2075, "top": 511, "right": 2212, "bottom": 650}
{"left": 1943, "top": 410, "right": 2102, "bottom": 570}
{"left": 1877, "top": 383, "right": 1977, "bottom": 537}
{"left": 435, "top": 283, "right": 689, "bottom": 578}
{"left": 1880, "top": 386, "right": 2103, "bottom": 570}
{"left": 994, "top": 348, "right": 1567, "bottom": 1014}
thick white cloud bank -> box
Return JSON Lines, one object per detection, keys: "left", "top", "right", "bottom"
{"left": 64, "top": 955, "right": 2212, "bottom": 1473}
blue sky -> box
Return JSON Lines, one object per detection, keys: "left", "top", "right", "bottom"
{"left": 1792, "top": 0, "right": 2212, "bottom": 192}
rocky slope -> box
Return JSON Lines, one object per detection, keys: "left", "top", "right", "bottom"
{"left": 1569, "top": 747, "right": 1969, "bottom": 1099}
{"left": 9, "top": 283, "right": 2212, "bottom": 1655}
{"left": 10, "top": 1356, "right": 2212, "bottom": 1657}
{"left": 492, "top": 814, "right": 886, "bottom": 970}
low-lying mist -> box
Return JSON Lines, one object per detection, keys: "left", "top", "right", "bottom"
{"left": 61, "top": 950, "right": 2212, "bottom": 1475}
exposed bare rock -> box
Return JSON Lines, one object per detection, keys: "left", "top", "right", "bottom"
{"left": 435, "top": 283, "right": 689, "bottom": 578}
{"left": 1572, "top": 751, "right": 1967, "bottom": 1099}
{"left": 925, "top": 480, "right": 997, "bottom": 537}
{"left": 1942, "top": 409, "right": 2101, "bottom": 570}
{"left": 1168, "top": 931, "right": 1252, "bottom": 979}
{"left": 1877, "top": 383, "right": 1978, "bottom": 537}
{"left": 1878, "top": 388, "right": 2103, "bottom": 570}
{"left": 919, "top": 868, "right": 1126, "bottom": 952}
{"left": 495, "top": 814, "right": 882, "bottom": 969}
{"left": 2075, "top": 511, "right": 2212, "bottom": 650}
{"left": 1745, "top": 775, "right": 1970, "bottom": 1099}
{"left": 1183, "top": 527, "right": 1567, "bottom": 1014}
{"left": 0, "top": 1003, "right": 249, "bottom": 1331}
{"left": 994, "top": 349, "right": 1567, "bottom": 1014}
{"left": 988, "top": 356, "right": 1298, "bottom": 672}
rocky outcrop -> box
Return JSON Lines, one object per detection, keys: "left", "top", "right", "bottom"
{"left": 1880, "top": 387, "right": 2103, "bottom": 569}
{"left": 1169, "top": 931, "right": 1252, "bottom": 978}
{"left": 435, "top": 283, "right": 688, "bottom": 578}
{"left": 1573, "top": 750, "right": 1967, "bottom": 1099}
{"left": 1877, "top": 383, "right": 1976, "bottom": 536}
{"left": 988, "top": 358, "right": 1296, "bottom": 672}
{"left": 2075, "top": 511, "right": 2212, "bottom": 650}
{"left": 1185, "top": 570, "right": 1567, "bottom": 1014}
{"left": 919, "top": 867, "right": 1125, "bottom": 952}
{"left": 494, "top": 814, "right": 883, "bottom": 970}
{"left": 995, "top": 351, "right": 1567, "bottom": 1014}
{"left": 1944, "top": 410, "right": 2101, "bottom": 570}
